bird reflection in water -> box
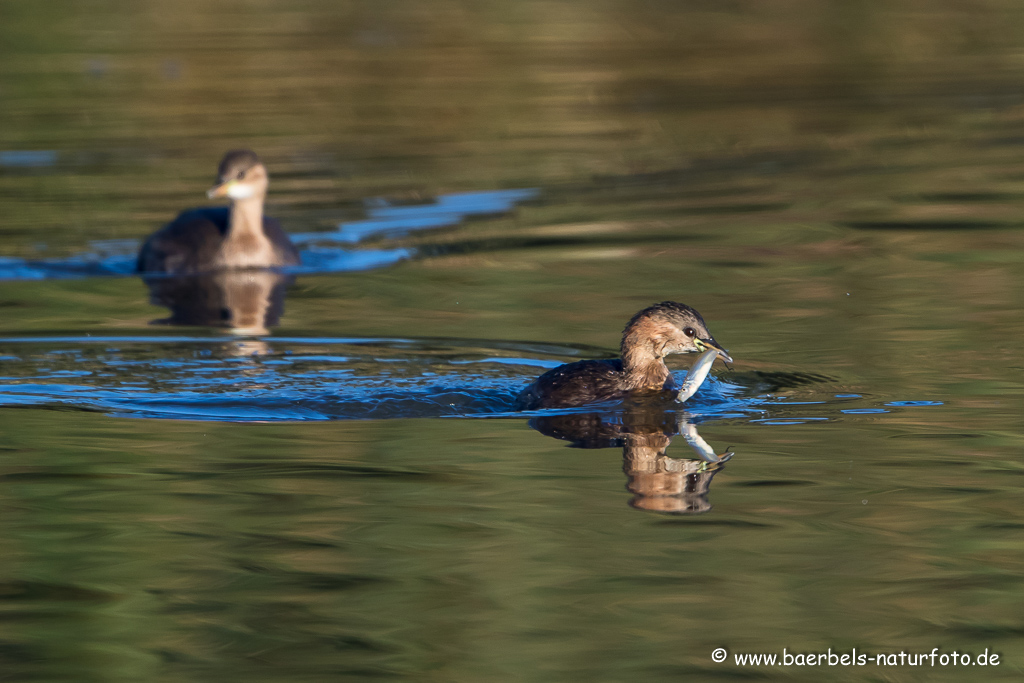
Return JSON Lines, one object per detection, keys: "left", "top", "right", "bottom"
{"left": 143, "top": 269, "right": 292, "bottom": 340}
{"left": 529, "top": 408, "right": 732, "bottom": 514}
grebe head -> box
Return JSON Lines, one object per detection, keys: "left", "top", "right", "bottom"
{"left": 207, "top": 150, "right": 268, "bottom": 202}
{"left": 623, "top": 301, "right": 732, "bottom": 362}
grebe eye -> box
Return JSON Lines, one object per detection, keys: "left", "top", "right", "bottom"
{"left": 683, "top": 327, "right": 697, "bottom": 338}
{"left": 236, "top": 170, "right": 245, "bottom": 180}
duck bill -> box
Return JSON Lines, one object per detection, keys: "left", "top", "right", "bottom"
{"left": 207, "top": 181, "right": 231, "bottom": 199}
{"left": 694, "top": 338, "right": 733, "bottom": 363}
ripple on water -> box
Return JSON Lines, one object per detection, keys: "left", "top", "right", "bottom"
{"left": 0, "top": 336, "right": 770, "bottom": 422}
{"left": 0, "top": 335, "right": 942, "bottom": 423}
{"left": 0, "top": 188, "right": 538, "bottom": 281}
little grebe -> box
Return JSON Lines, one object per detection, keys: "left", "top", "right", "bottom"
{"left": 514, "top": 301, "right": 732, "bottom": 410}
{"left": 136, "top": 150, "right": 299, "bottom": 274}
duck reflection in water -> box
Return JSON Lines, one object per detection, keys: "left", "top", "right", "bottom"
{"left": 137, "top": 149, "right": 298, "bottom": 347}
{"left": 143, "top": 269, "right": 292, "bottom": 337}
{"left": 530, "top": 409, "right": 732, "bottom": 514}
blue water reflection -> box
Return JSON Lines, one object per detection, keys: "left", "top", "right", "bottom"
{"left": 0, "top": 150, "right": 58, "bottom": 168}
{"left": 0, "top": 188, "right": 537, "bottom": 281}
{"left": 0, "top": 335, "right": 939, "bottom": 424}
{"left": 292, "top": 189, "right": 539, "bottom": 244}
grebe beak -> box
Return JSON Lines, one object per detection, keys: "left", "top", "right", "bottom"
{"left": 207, "top": 180, "right": 256, "bottom": 200}
{"left": 694, "top": 338, "right": 733, "bottom": 364}
{"left": 207, "top": 181, "right": 231, "bottom": 199}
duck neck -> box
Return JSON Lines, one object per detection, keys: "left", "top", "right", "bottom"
{"left": 620, "top": 330, "right": 671, "bottom": 391}
{"left": 220, "top": 197, "right": 274, "bottom": 267}
{"left": 227, "top": 197, "right": 265, "bottom": 242}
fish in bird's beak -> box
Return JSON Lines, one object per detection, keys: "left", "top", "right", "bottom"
{"left": 694, "top": 337, "right": 733, "bottom": 364}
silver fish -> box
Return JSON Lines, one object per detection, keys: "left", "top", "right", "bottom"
{"left": 676, "top": 349, "right": 721, "bottom": 402}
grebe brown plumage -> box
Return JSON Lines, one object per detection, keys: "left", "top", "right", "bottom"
{"left": 514, "top": 301, "right": 731, "bottom": 410}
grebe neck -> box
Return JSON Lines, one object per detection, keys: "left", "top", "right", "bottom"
{"left": 228, "top": 197, "right": 264, "bottom": 239}
{"left": 620, "top": 330, "right": 671, "bottom": 391}
{"left": 221, "top": 197, "right": 273, "bottom": 267}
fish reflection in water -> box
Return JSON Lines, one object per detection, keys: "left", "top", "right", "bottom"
{"left": 529, "top": 409, "right": 732, "bottom": 514}
{"left": 143, "top": 269, "right": 292, "bottom": 337}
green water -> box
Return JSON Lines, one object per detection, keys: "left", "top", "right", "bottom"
{"left": 2, "top": 1, "right": 1024, "bottom": 681}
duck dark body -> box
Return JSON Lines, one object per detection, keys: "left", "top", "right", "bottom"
{"left": 136, "top": 207, "right": 298, "bottom": 274}
{"left": 514, "top": 301, "right": 731, "bottom": 411}
{"left": 514, "top": 358, "right": 674, "bottom": 410}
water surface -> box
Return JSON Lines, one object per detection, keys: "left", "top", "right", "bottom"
{"left": 2, "top": 2, "right": 1024, "bottom": 681}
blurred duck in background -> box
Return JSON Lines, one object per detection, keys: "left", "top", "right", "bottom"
{"left": 136, "top": 150, "right": 299, "bottom": 274}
